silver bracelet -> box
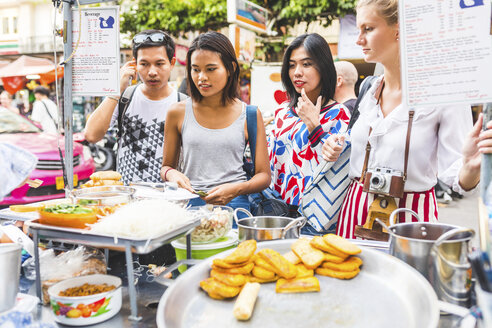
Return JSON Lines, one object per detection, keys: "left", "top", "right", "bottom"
{"left": 107, "top": 96, "right": 120, "bottom": 101}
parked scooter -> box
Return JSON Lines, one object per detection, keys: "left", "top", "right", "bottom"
{"left": 74, "top": 129, "right": 117, "bottom": 172}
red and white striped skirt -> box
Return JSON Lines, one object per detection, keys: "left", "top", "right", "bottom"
{"left": 336, "top": 180, "right": 438, "bottom": 239}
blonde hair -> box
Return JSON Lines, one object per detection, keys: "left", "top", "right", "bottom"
{"left": 356, "top": 0, "right": 399, "bottom": 26}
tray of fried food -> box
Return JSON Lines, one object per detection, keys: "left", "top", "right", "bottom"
{"left": 80, "top": 170, "right": 123, "bottom": 188}
{"left": 201, "top": 240, "right": 257, "bottom": 300}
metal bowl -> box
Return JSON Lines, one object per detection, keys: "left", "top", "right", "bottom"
{"left": 72, "top": 186, "right": 136, "bottom": 207}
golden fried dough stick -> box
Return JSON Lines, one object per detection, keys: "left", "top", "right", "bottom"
{"left": 283, "top": 251, "right": 301, "bottom": 265}
{"left": 276, "top": 277, "right": 320, "bottom": 293}
{"left": 295, "top": 263, "right": 314, "bottom": 278}
{"left": 223, "top": 240, "right": 257, "bottom": 264}
{"left": 291, "top": 238, "right": 325, "bottom": 269}
{"left": 323, "top": 234, "right": 362, "bottom": 255}
{"left": 200, "top": 277, "right": 241, "bottom": 298}
{"left": 257, "top": 249, "right": 297, "bottom": 279}
{"left": 252, "top": 266, "right": 275, "bottom": 280}
{"left": 315, "top": 267, "right": 360, "bottom": 280}
{"left": 233, "top": 282, "right": 261, "bottom": 321}
{"left": 320, "top": 256, "right": 363, "bottom": 272}
{"left": 210, "top": 270, "right": 247, "bottom": 287}
{"left": 211, "top": 262, "right": 255, "bottom": 275}
{"left": 213, "top": 258, "right": 251, "bottom": 269}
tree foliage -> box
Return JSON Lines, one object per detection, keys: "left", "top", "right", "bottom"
{"left": 120, "top": 0, "right": 357, "bottom": 60}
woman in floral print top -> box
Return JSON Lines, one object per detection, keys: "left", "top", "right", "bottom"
{"left": 268, "top": 33, "right": 350, "bottom": 216}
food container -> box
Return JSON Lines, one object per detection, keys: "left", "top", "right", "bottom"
{"left": 0, "top": 243, "right": 22, "bottom": 313}
{"left": 233, "top": 208, "right": 306, "bottom": 242}
{"left": 38, "top": 207, "right": 97, "bottom": 229}
{"left": 47, "top": 274, "right": 122, "bottom": 326}
{"left": 188, "top": 205, "right": 233, "bottom": 243}
{"left": 171, "top": 231, "right": 238, "bottom": 273}
{"left": 72, "top": 186, "right": 136, "bottom": 207}
{"left": 377, "top": 208, "right": 475, "bottom": 307}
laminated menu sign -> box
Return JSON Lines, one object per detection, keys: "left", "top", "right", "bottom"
{"left": 72, "top": 7, "right": 120, "bottom": 96}
{"left": 399, "top": 0, "right": 492, "bottom": 108}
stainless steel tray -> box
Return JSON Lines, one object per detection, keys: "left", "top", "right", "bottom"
{"left": 156, "top": 239, "right": 439, "bottom": 328}
{"left": 25, "top": 217, "right": 200, "bottom": 254}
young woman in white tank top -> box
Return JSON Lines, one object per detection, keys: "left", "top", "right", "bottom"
{"left": 160, "top": 31, "right": 270, "bottom": 210}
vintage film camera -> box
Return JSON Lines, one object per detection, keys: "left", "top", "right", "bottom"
{"left": 363, "top": 167, "right": 405, "bottom": 198}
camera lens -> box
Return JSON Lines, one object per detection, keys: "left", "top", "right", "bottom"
{"left": 371, "top": 173, "right": 385, "bottom": 190}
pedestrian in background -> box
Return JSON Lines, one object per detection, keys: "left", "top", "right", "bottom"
{"left": 161, "top": 31, "right": 270, "bottom": 211}
{"left": 268, "top": 33, "right": 351, "bottom": 229}
{"left": 322, "top": 0, "right": 487, "bottom": 239}
{"left": 31, "top": 86, "right": 58, "bottom": 134}
{"left": 334, "top": 61, "right": 358, "bottom": 113}
{"left": 0, "top": 91, "right": 20, "bottom": 115}
{"left": 85, "top": 29, "right": 186, "bottom": 184}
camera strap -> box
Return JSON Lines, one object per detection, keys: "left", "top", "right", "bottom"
{"left": 359, "top": 78, "right": 415, "bottom": 185}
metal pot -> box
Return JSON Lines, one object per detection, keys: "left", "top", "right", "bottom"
{"left": 233, "top": 208, "right": 306, "bottom": 242}
{"left": 0, "top": 243, "right": 22, "bottom": 312}
{"left": 377, "top": 208, "right": 474, "bottom": 307}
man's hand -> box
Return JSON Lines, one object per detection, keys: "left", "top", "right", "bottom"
{"left": 296, "top": 88, "right": 322, "bottom": 133}
{"left": 120, "top": 60, "right": 137, "bottom": 93}
{"left": 203, "top": 183, "right": 240, "bottom": 205}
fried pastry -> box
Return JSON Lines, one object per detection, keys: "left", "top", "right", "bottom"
{"left": 254, "top": 256, "right": 276, "bottom": 272}
{"left": 200, "top": 277, "right": 241, "bottom": 298}
{"left": 323, "top": 252, "right": 346, "bottom": 264}
{"left": 247, "top": 274, "right": 279, "bottom": 283}
{"left": 310, "top": 236, "right": 349, "bottom": 259}
{"left": 212, "top": 262, "right": 255, "bottom": 275}
{"left": 210, "top": 270, "right": 247, "bottom": 287}
{"left": 252, "top": 265, "right": 276, "bottom": 280}
{"left": 295, "top": 263, "right": 314, "bottom": 278}
{"left": 90, "top": 170, "right": 122, "bottom": 181}
{"left": 315, "top": 267, "right": 360, "bottom": 280}
{"left": 321, "top": 256, "right": 363, "bottom": 272}
{"left": 275, "top": 277, "right": 320, "bottom": 293}
{"left": 323, "top": 234, "right": 362, "bottom": 255}
{"left": 283, "top": 251, "right": 301, "bottom": 265}
{"left": 223, "top": 240, "right": 257, "bottom": 264}
{"left": 257, "top": 249, "right": 297, "bottom": 279}
{"left": 291, "top": 238, "right": 325, "bottom": 269}
{"left": 213, "top": 258, "right": 251, "bottom": 269}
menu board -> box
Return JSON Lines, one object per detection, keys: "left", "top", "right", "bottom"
{"left": 72, "top": 7, "right": 120, "bottom": 96}
{"left": 399, "top": 0, "right": 492, "bottom": 107}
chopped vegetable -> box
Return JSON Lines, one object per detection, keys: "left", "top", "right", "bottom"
{"left": 44, "top": 204, "right": 94, "bottom": 214}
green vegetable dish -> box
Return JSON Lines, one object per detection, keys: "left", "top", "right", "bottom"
{"left": 44, "top": 204, "right": 93, "bottom": 214}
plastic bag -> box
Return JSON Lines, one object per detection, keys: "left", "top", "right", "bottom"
{"left": 22, "top": 246, "right": 106, "bottom": 303}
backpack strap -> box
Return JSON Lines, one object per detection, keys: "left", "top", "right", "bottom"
{"left": 117, "top": 84, "right": 139, "bottom": 139}
{"left": 347, "top": 75, "right": 378, "bottom": 130}
{"left": 177, "top": 91, "right": 188, "bottom": 102}
{"left": 246, "top": 105, "right": 258, "bottom": 173}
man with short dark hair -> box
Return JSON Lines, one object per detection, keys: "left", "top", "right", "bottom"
{"left": 85, "top": 30, "right": 183, "bottom": 184}
{"left": 334, "top": 61, "right": 358, "bottom": 113}
{"left": 31, "top": 86, "right": 58, "bottom": 134}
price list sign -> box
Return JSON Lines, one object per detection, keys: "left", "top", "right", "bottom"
{"left": 72, "top": 7, "right": 120, "bottom": 96}
{"left": 399, "top": 0, "right": 492, "bottom": 107}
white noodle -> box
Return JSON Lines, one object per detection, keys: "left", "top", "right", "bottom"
{"left": 88, "top": 199, "right": 194, "bottom": 239}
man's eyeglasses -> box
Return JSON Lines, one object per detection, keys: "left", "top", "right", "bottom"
{"left": 133, "top": 32, "right": 167, "bottom": 45}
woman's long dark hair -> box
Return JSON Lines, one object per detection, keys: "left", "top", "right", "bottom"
{"left": 186, "top": 31, "right": 239, "bottom": 106}
{"left": 281, "top": 33, "right": 337, "bottom": 109}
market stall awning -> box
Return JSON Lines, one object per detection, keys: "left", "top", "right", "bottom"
{"left": 0, "top": 55, "right": 64, "bottom": 94}
{"left": 0, "top": 55, "right": 56, "bottom": 78}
